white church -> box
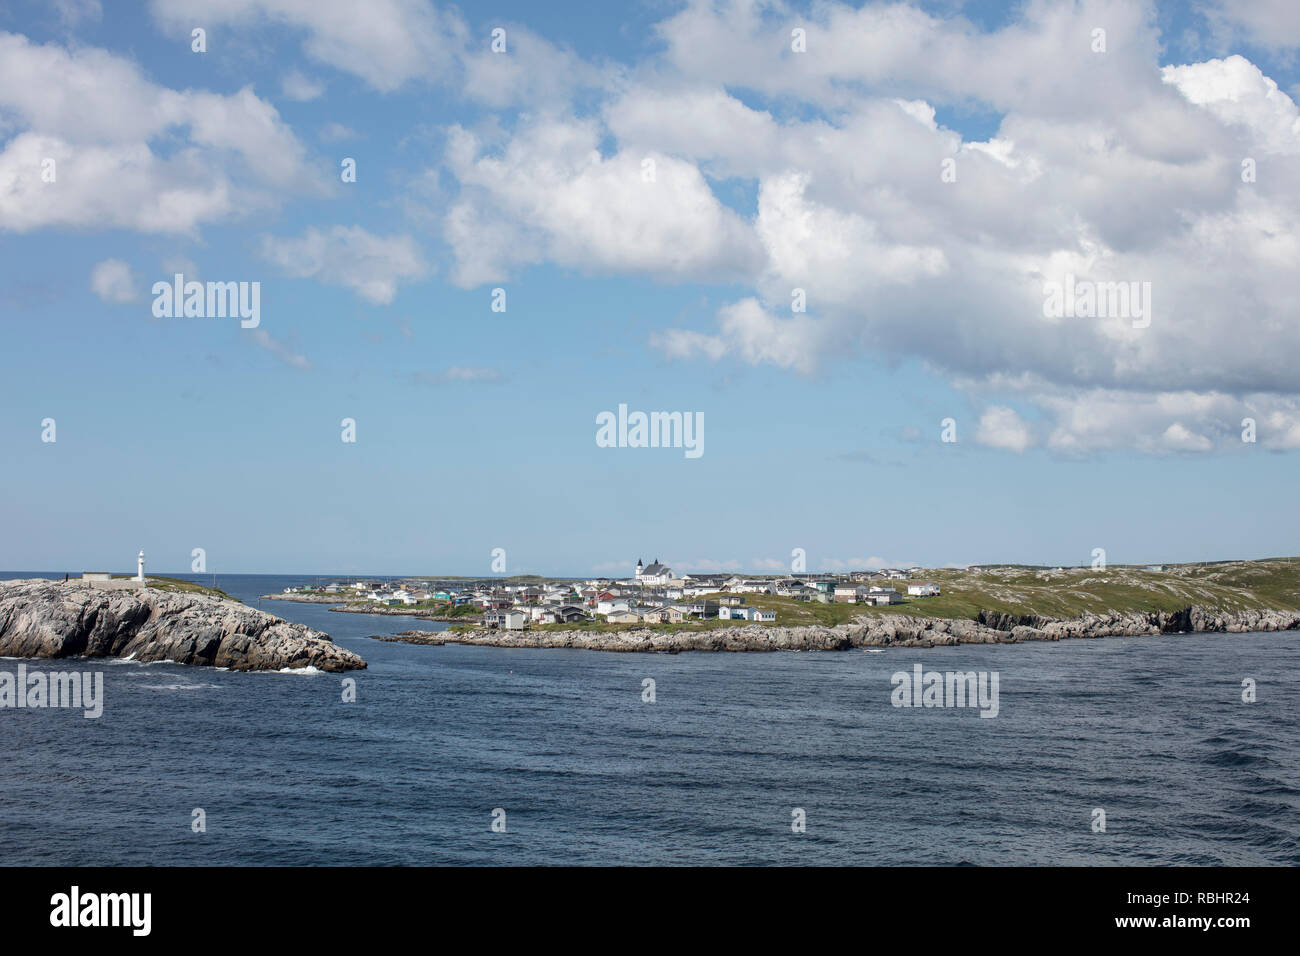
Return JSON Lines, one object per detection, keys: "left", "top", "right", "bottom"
{"left": 634, "top": 557, "right": 674, "bottom": 586}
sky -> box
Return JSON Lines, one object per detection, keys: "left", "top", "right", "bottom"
{"left": 2, "top": 0, "right": 1299, "bottom": 577}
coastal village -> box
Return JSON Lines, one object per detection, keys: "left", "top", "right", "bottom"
{"left": 279, "top": 558, "right": 943, "bottom": 630}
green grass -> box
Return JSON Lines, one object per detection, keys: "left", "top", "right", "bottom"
{"left": 113, "top": 574, "right": 242, "bottom": 603}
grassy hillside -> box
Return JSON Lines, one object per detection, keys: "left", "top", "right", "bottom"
{"left": 110, "top": 574, "right": 242, "bottom": 603}
{"left": 732, "top": 559, "right": 1300, "bottom": 625}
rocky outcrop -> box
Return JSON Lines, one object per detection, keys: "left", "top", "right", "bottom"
{"left": 369, "top": 631, "right": 446, "bottom": 645}
{"left": 0, "top": 579, "right": 366, "bottom": 671}
{"left": 260, "top": 592, "right": 343, "bottom": 604}
{"left": 425, "top": 605, "right": 1300, "bottom": 653}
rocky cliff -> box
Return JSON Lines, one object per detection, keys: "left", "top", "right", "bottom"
{"left": 0, "top": 579, "right": 366, "bottom": 671}
{"left": 428, "top": 605, "right": 1300, "bottom": 652}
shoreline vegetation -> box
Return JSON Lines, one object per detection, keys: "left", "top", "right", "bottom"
{"left": 260, "top": 593, "right": 480, "bottom": 621}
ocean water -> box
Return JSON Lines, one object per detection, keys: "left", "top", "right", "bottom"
{"left": 1, "top": 572, "right": 1297, "bottom": 865}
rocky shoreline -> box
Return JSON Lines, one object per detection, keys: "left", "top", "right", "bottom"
{"left": 1, "top": 579, "right": 367, "bottom": 671}
{"left": 369, "top": 630, "right": 446, "bottom": 645}
{"left": 260, "top": 594, "right": 479, "bottom": 622}
{"left": 260, "top": 592, "right": 343, "bottom": 604}
{"left": 329, "top": 605, "right": 479, "bottom": 621}
{"left": 384, "top": 605, "right": 1300, "bottom": 652}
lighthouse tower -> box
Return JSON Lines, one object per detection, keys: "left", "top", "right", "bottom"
{"left": 135, "top": 550, "right": 146, "bottom": 582}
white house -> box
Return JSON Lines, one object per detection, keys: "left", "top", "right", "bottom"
{"left": 503, "top": 609, "right": 529, "bottom": 631}
{"left": 907, "top": 582, "right": 941, "bottom": 597}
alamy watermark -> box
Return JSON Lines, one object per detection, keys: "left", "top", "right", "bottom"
{"left": 596, "top": 404, "right": 704, "bottom": 459}
{"left": 1043, "top": 275, "right": 1151, "bottom": 329}
{"left": 152, "top": 273, "right": 260, "bottom": 328}
{"left": 890, "top": 664, "right": 999, "bottom": 718}
{"left": 50, "top": 886, "right": 150, "bottom": 936}
{"left": 1, "top": 664, "right": 103, "bottom": 718}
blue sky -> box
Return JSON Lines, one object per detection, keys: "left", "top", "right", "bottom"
{"left": 2, "top": 0, "right": 1299, "bottom": 576}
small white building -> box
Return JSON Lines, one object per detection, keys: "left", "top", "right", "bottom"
{"left": 907, "top": 582, "right": 941, "bottom": 597}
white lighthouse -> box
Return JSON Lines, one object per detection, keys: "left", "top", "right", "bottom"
{"left": 135, "top": 550, "right": 146, "bottom": 582}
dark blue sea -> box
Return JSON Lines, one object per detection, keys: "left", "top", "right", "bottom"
{"left": 2, "top": 572, "right": 1297, "bottom": 865}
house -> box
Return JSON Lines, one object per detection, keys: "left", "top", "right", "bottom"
{"left": 907, "top": 581, "right": 941, "bottom": 597}
{"left": 484, "top": 609, "right": 507, "bottom": 629}
{"left": 503, "top": 609, "right": 529, "bottom": 630}
{"left": 863, "top": 587, "right": 903, "bottom": 606}
{"left": 665, "top": 605, "right": 692, "bottom": 623}
{"left": 720, "top": 606, "right": 776, "bottom": 622}
{"left": 597, "top": 599, "right": 630, "bottom": 616}
{"left": 689, "top": 599, "right": 719, "bottom": 619}
{"left": 606, "top": 610, "right": 641, "bottom": 624}
{"left": 834, "top": 585, "right": 867, "bottom": 603}
{"left": 553, "top": 604, "right": 589, "bottom": 623}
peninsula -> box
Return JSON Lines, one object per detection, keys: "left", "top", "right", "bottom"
{"left": 359, "top": 557, "right": 1300, "bottom": 652}
{"left": 0, "top": 577, "right": 366, "bottom": 671}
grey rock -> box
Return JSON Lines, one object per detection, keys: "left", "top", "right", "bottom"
{"left": 425, "top": 604, "right": 1300, "bottom": 653}
{"left": 0, "top": 579, "right": 366, "bottom": 672}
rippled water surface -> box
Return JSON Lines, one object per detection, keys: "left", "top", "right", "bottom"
{"left": 2, "top": 573, "right": 1296, "bottom": 865}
